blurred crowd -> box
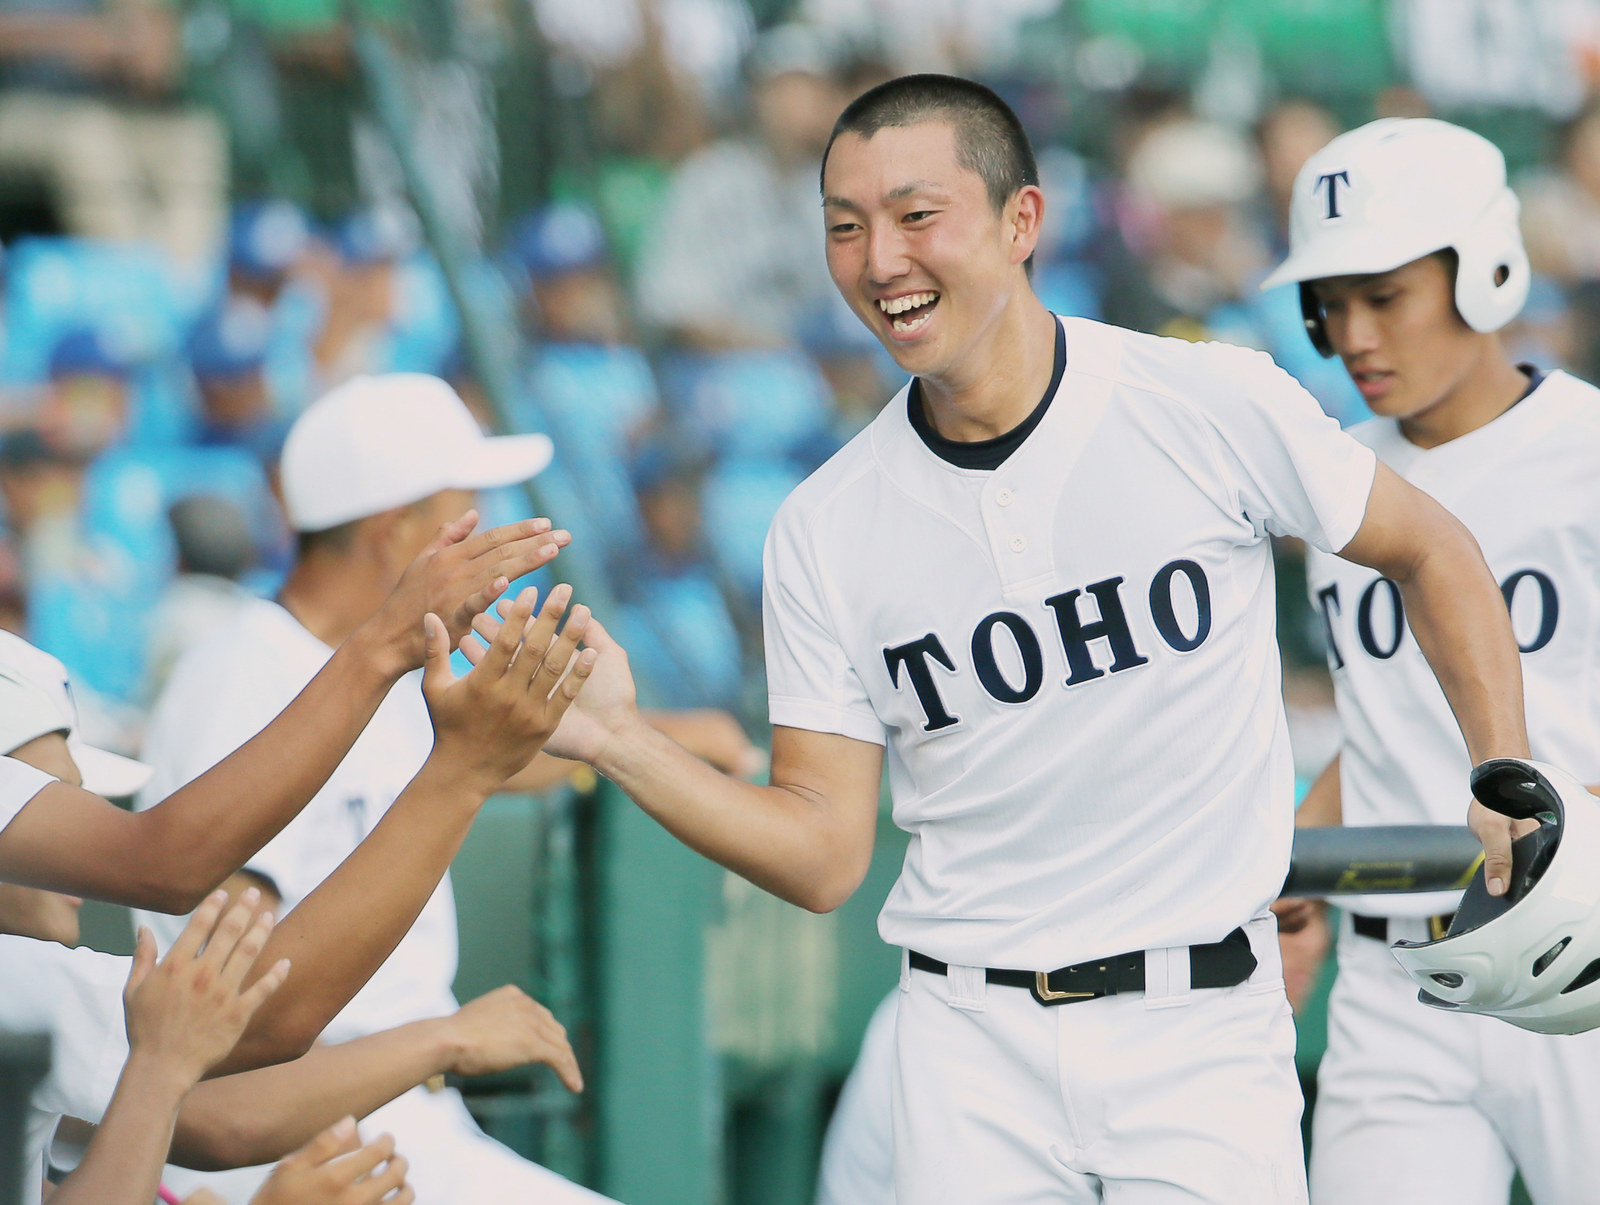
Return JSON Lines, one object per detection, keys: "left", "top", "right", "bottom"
{"left": 3, "top": 0, "right": 1600, "bottom": 774}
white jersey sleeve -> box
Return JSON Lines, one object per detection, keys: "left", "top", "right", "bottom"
{"left": 1182, "top": 346, "right": 1376, "bottom": 553}
{"left": 0, "top": 756, "right": 58, "bottom": 837}
{"left": 763, "top": 474, "right": 888, "bottom": 745}
{"left": 0, "top": 936, "right": 130, "bottom": 1204}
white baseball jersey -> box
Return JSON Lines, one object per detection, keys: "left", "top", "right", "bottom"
{"left": 764, "top": 315, "right": 1377, "bottom": 970}
{"left": 134, "top": 596, "right": 459, "bottom": 1041}
{"left": 0, "top": 754, "right": 57, "bottom": 838}
{"left": 1306, "top": 370, "right": 1600, "bottom": 918}
{"left": 0, "top": 936, "right": 129, "bottom": 1205}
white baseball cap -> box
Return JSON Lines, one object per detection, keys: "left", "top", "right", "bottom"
{"left": 279, "top": 374, "right": 554, "bottom": 532}
{"left": 0, "top": 631, "right": 152, "bottom": 799}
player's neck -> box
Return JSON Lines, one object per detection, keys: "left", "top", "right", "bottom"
{"left": 1398, "top": 345, "right": 1531, "bottom": 450}
{"left": 916, "top": 295, "right": 1058, "bottom": 442}
{"left": 278, "top": 556, "right": 391, "bottom": 650}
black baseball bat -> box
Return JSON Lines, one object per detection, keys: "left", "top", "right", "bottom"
{"left": 1282, "top": 826, "right": 1483, "bottom": 897}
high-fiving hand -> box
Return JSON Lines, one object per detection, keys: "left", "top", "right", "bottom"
{"left": 365, "top": 512, "right": 572, "bottom": 676}
{"left": 247, "top": 1117, "right": 412, "bottom": 1205}
{"left": 123, "top": 888, "right": 291, "bottom": 1087}
{"left": 423, "top": 584, "right": 598, "bottom": 790}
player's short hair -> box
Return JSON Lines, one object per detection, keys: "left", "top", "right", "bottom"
{"left": 821, "top": 74, "right": 1039, "bottom": 214}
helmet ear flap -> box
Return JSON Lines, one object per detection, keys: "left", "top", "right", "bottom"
{"left": 1299, "top": 282, "right": 1335, "bottom": 358}
{"left": 1453, "top": 189, "right": 1531, "bottom": 333}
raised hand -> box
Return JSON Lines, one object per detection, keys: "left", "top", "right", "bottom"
{"left": 468, "top": 602, "right": 642, "bottom": 766}
{"left": 249, "top": 1118, "right": 413, "bottom": 1205}
{"left": 123, "top": 888, "right": 291, "bottom": 1087}
{"left": 441, "top": 984, "right": 583, "bottom": 1091}
{"left": 422, "top": 584, "right": 598, "bottom": 790}
{"left": 360, "top": 511, "right": 571, "bottom": 676}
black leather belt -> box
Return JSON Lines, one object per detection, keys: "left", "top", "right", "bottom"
{"left": 908, "top": 927, "right": 1258, "bottom": 1007}
{"left": 1352, "top": 912, "right": 1455, "bottom": 943}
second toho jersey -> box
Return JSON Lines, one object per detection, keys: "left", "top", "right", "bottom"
{"left": 763, "top": 316, "right": 1377, "bottom": 970}
{"left": 1307, "top": 370, "right": 1600, "bottom": 918}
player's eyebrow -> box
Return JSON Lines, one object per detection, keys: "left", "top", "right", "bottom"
{"left": 823, "top": 180, "right": 947, "bottom": 211}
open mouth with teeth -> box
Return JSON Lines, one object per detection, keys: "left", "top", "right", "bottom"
{"left": 877, "top": 291, "right": 941, "bottom": 336}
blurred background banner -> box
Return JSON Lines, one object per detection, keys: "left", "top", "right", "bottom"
{"left": 6, "top": 1, "right": 1598, "bottom": 1201}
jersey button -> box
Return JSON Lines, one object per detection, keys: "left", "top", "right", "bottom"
{"left": 996, "top": 488, "right": 1014, "bottom": 506}
{"left": 1009, "top": 535, "right": 1026, "bottom": 553}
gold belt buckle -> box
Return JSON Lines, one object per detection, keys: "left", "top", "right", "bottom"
{"left": 1033, "top": 970, "right": 1096, "bottom": 1004}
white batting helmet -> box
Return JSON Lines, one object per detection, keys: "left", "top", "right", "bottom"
{"left": 1260, "top": 118, "right": 1530, "bottom": 357}
{"left": 1390, "top": 758, "right": 1600, "bottom": 1036}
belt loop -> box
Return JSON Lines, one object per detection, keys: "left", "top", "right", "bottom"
{"left": 1143, "top": 945, "right": 1192, "bottom": 1010}
{"left": 946, "top": 964, "right": 988, "bottom": 1012}
{"left": 899, "top": 948, "right": 911, "bottom": 992}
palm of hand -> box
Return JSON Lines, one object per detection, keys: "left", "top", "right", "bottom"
{"left": 544, "top": 641, "right": 635, "bottom": 763}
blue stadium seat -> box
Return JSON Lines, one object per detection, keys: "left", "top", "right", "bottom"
{"left": 700, "top": 458, "right": 805, "bottom": 601}
{"left": 676, "top": 351, "right": 833, "bottom": 460}
{"left": 386, "top": 254, "right": 462, "bottom": 377}
{"left": 611, "top": 575, "right": 744, "bottom": 709}
{"left": 1, "top": 238, "right": 187, "bottom": 386}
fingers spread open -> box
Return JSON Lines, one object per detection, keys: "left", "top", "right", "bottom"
{"left": 477, "top": 588, "right": 539, "bottom": 679}
{"left": 488, "top": 527, "right": 569, "bottom": 571}
{"left": 288, "top": 1116, "right": 361, "bottom": 1170}
{"left": 170, "top": 889, "right": 231, "bottom": 964}
{"left": 455, "top": 516, "right": 551, "bottom": 563}
{"left": 200, "top": 888, "right": 262, "bottom": 973}
{"left": 334, "top": 1133, "right": 397, "bottom": 1183}
{"left": 238, "top": 956, "right": 291, "bottom": 1014}
{"left": 531, "top": 604, "right": 589, "bottom": 691}
{"left": 421, "top": 510, "right": 480, "bottom": 558}
{"left": 217, "top": 910, "right": 276, "bottom": 990}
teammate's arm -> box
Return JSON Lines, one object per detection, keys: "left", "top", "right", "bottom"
{"left": 47, "top": 894, "right": 289, "bottom": 1205}
{"left": 211, "top": 587, "right": 596, "bottom": 1071}
{"left": 53, "top": 983, "right": 581, "bottom": 1171}
{"left": 1338, "top": 462, "right": 1532, "bottom": 893}
{"left": 1295, "top": 756, "right": 1341, "bottom": 828}
{"left": 478, "top": 611, "right": 884, "bottom": 913}
{"left": 0, "top": 514, "right": 566, "bottom": 912}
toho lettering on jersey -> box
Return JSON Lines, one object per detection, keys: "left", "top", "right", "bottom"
{"left": 1306, "top": 369, "right": 1600, "bottom": 919}
{"left": 763, "top": 316, "right": 1377, "bottom": 972}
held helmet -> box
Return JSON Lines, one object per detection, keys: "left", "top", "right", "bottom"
{"left": 1390, "top": 759, "right": 1600, "bottom": 1035}
{"left": 1260, "top": 118, "right": 1530, "bottom": 357}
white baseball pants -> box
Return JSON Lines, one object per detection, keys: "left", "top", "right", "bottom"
{"left": 158, "top": 1084, "right": 616, "bottom": 1204}
{"left": 893, "top": 916, "right": 1308, "bottom": 1204}
{"left": 1311, "top": 912, "right": 1600, "bottom": 1205}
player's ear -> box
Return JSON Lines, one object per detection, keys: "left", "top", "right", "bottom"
{"left": 1007, "top": 185, "right": 1045, "bottom": 266}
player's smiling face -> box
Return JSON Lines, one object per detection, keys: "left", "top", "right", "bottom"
{"left": 1311, "top": 253, "right": 1486, "bottom": 422}
{"left": 821, "top": 121, "right": 1034, "bottom": 379}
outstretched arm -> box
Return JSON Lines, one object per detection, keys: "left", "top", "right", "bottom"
{"left": 57, "top": 983, "right": 581, "bottom": 1172}
{"left": 48, "top": 893, "right": 289, "bottom": 1205}
{"left": 1338, "top": 462, "right": 1532, "bottom": 893}
{"left": 212, "top": 587, "right": 597, "bottom": 1072}
{"left": 471, "top": 609, "right": 883, "bottom": 913}
{"left": 0, "top": 514, "right": 568, "bottom": 912}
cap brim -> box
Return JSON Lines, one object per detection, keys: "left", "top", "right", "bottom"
{"left": 444, "top": 433, "right": 555, "bottom": 491}
{"left": 70, "top": 740, "right": 153, "bottom": 800}
{"left": 1260, "top": 231, "right": 1452, "bottom": 292}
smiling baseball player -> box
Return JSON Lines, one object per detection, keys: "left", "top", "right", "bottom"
{"left": 1266, "top": 117, "right": 1600, "bottom": 1205}
{"left": 534, "top": 76, "right": 1544, "bottom": 1203}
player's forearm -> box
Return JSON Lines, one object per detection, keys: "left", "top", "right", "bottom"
{"left": 1396, "top": 520, "right": 1530, "bottom": 765}
{"left": 211, "top": 755, "right": 489, "bottom": 1073}
{"left": 48, "top": 1052, "right": 189, "bottom": 1205}
{"left": 593, "top": 720, "right": 867, "bottom": 912}
{"left": 1296, "top": 756, "right": 1342, "bottom": 827}
{"left": 135, "top": 629, "right": 401, "bottom": 910}
{"left": 172, "top": 1019, "right": 455, "bottom": 1171}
